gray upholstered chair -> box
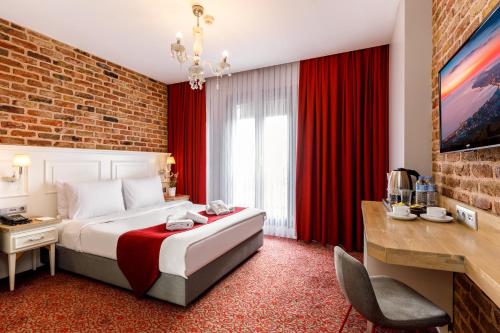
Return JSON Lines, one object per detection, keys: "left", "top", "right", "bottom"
{"left": 334, "top": 246, "right": 451, "bottom": 333}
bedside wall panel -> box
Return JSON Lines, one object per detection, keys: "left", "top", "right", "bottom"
{"left": 111, "top": 161, "right": 155, "bottom": 180}
{"left": 44, "top": 160, "right": 102, "bottom": 193}
{"left": 0, "top": 145, "right": 168, "bottom": 217}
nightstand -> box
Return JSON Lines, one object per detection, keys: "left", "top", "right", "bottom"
{"left": 164, "top": 194, "right": 190, "bottom": 202}
{"left": 0, "top": 218, "right": 59, "bottom": 291}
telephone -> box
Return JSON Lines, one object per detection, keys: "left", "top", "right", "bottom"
{"left": 0, "top": 213, "right": 30, "bottom": 226}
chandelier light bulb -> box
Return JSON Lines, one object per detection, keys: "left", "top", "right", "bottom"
{"left": 170, "top": 3, "right": 231, "bottom": 90}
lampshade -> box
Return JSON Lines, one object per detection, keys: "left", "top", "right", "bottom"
{"left": 166, "top": 156, "right": 176, "bottom": 165}
{"left": 12, "top": 154, "right": 31, "bottom": 167}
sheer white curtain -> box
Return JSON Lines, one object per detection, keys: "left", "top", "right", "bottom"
{"left": 206, "top": 62, "right": 298, "bottom": 238}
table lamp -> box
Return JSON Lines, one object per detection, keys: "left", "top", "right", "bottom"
{"left": 167, "top": 156, "right": 176, "bottom": 164}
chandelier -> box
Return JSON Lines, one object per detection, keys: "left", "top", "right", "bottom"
{"left": 170, "top": 2, "right": 231, "bottom": 90}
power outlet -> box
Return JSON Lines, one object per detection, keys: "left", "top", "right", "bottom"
{"left": 0, "top": 205, "right": 27, "bottom": 216}
{"left": 456, "top": 205, "right": 477, "bottom": 230}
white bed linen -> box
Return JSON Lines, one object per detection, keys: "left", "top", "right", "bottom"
{"left": 65, "top": 179, "right": 125, "bottom": 219}
{"left": 57, "top": 201, "right": 265, "bottom": 278}
{"left": 122, "top": 176, "right": 164, "bottom": 209}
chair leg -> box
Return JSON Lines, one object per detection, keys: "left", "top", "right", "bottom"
{"left": 338, "top": 304, "right": 352, "bottom": 333}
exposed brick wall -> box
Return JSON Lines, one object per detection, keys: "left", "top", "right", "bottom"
{"left": 453, "top": 273, "right": 500, "bottom": 333}
{"left": 431, "top": 0, "right": 499, "bottom": 215}
{"left": 0, "top": 17, "right": 167, "bottom": 152}
{"left": 432, "top": 2, "right": 500, "bottom": 332}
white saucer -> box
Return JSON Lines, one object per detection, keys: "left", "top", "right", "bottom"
{"left": 420, "top": 214, "right": 453, "bottom": 223}
{"left": 387, "top": 212, "right": 417, "bottom": 221}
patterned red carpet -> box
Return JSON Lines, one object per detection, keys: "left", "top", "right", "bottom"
{"left": 0, "top": 237, "right": 367, "bottom": 332}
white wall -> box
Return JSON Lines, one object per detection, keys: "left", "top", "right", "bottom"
{"left": 389, "top": 0, "right": 432, "bottom": 176}
{"left": 389, "top": 0, "right": 406, "bottom": 170}
{"left": 0, "top": 145, "right": 167, "bottom": 217}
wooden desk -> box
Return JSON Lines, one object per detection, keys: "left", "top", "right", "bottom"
{"left": 362, "top": 200, "right": 500, "bottom": 308}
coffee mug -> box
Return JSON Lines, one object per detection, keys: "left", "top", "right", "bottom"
{"left": 426, "top": 207, "right": 446, "bottom": 218}
{"left": 393, "top": 205, "right": 410, "bottom": 216}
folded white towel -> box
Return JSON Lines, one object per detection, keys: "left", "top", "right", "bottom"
{"left": 186, "top": 210, "right": 209, "bottom": 224}
{"left": 166, "top": 219, "right": 194, "bottom": 230}
{"left": 208, "top": 200, "right": 231, "bottom": 215}
{"left": 205, "top": 205, "right": 215, "bottom": 215}
{"left": 166, "top": 214, "right": 194, "bottom": 230}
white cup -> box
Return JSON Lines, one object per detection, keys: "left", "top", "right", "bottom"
{"left": 393, "top": 205, "right": 410, "bottom": 216}
{"left": 426, "top": 207, "right": 446, "bottom": 218}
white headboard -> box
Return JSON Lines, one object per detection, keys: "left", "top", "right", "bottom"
{"left": 0, "top": 145, "right": 168, "bottom": 217}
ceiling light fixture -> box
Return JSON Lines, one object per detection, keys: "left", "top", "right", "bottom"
{"left": 170, "top": 2, "right": 231, "bottom": 90}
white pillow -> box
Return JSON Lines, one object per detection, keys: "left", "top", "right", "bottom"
{"left": 56, "top": 181, "right": 69, "bottom": 218}
{"left": 65, "top": 179, "right": 125, "bottom": 219}
{"left": 122, "top": 176, "right": 164, "bottom": 210}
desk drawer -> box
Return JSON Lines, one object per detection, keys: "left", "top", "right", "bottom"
{"left": 13, "top": 228, "right": 57, "bottom": 250}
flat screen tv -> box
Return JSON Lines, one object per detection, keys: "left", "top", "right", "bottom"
{"left": 439, "top": 5, "right": 500, "bottom": 153}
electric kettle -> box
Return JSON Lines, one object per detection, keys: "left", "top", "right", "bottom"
{"left": 387, "top": 168, "right": 420, "bottom": 203}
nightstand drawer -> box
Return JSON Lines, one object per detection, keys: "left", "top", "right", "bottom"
{"left": 13, "top": 228, "right": 57, "bottom": 250}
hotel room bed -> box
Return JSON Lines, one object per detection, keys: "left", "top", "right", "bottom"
{"left": 55, "top": 200, "right": 265, "bottom": 306}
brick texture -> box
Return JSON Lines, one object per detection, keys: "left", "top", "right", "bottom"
{"left": 0, "top": 17, "right": 167, "bottom": 152}
{"left": 453, "top": 273, "right": 500, "bottom": 333}
{"left": 433, "top": 3, "right": 500, "bottom": 332}
{"left": 432, "top": 0, "right": 500, "bottom": 215}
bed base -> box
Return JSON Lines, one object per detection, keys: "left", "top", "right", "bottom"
{"left": 55, "top": 230, "right": 263, "bottom": 306}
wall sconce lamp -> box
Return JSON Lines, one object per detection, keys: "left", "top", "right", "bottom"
{"left": 2, "top": 154, "right": 31, "bottom": 182}
{"left": 166, "top": 156, "right": 176, "bottom": 173}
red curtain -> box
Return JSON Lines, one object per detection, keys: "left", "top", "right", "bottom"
{"left": 167, "top": 82, "right": 206, "bottom": 204}
{"left": 296, "top": 45, "right": 389, "bottom": 251}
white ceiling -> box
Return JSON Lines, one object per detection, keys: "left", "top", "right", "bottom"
{"left": 0, "top": 0, "right": 400, "bottom": 84}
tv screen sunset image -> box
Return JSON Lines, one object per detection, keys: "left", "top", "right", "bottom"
{"left": 440, "top": 7, "right": 500, "bottom": 151}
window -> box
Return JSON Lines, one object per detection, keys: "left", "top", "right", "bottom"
{"left": 206, "top": 62, "right": 298, "bottom": 237}
{"left": 232, "top": 105, "right": 291, "bottom": 234}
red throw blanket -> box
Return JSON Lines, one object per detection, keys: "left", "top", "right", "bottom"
{"left": 117, "top": 207, "right": 245, "bottom": 296}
